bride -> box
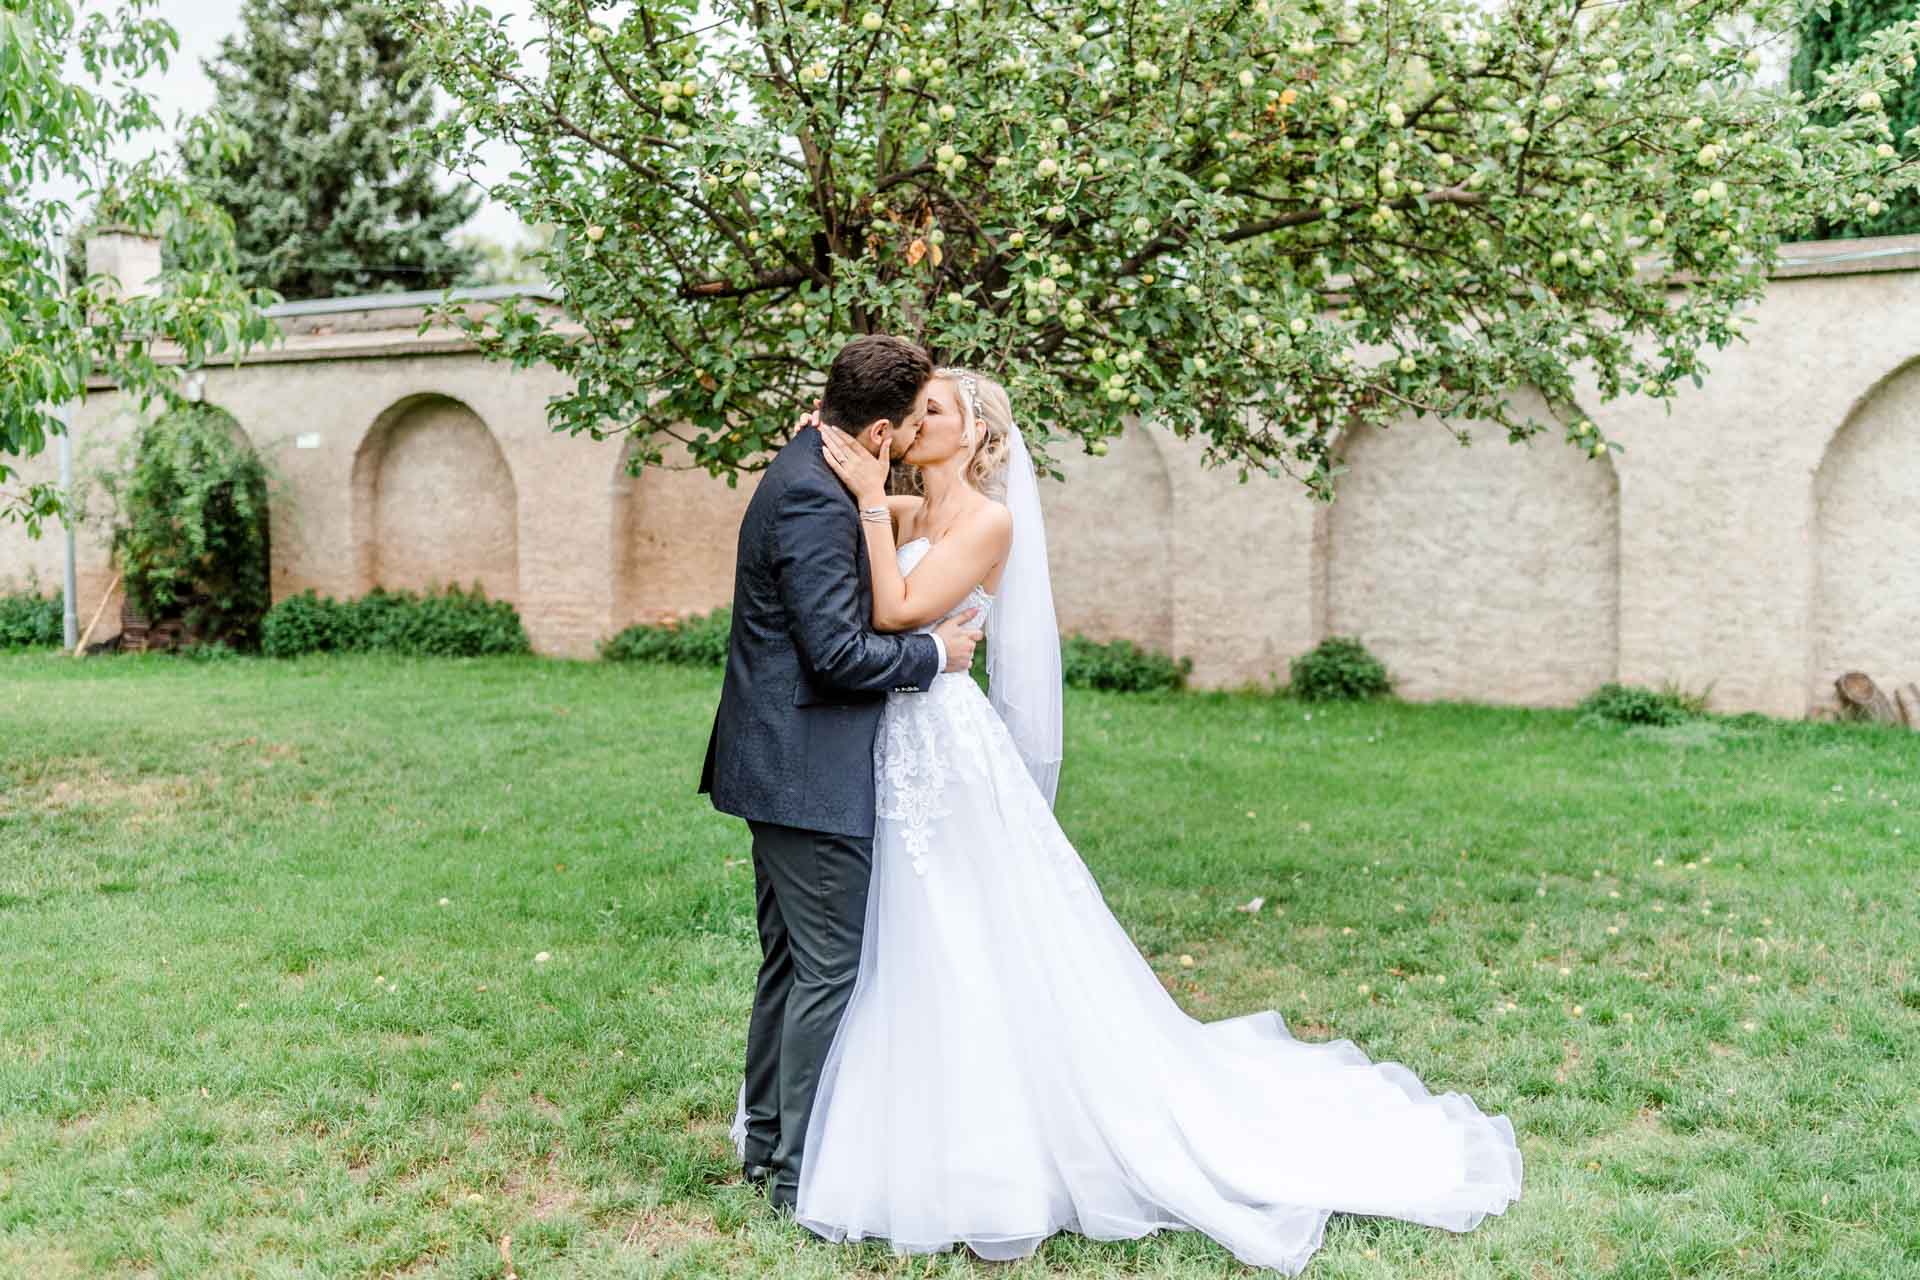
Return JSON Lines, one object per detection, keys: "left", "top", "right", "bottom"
{"left": 732, "top": 368, "right": 1524, "bottom": 1274}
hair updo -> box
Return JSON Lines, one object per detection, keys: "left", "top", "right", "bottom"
{"left": 937, "top": 368, "right": 1014, "bottom": 500}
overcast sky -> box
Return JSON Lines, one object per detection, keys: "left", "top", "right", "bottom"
{"left": 40, "top": 0, "right": 526, "bottom": 248}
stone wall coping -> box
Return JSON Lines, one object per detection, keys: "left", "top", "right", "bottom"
{"left": 1769, "top": 233, "right": 1920, "bottom": 279}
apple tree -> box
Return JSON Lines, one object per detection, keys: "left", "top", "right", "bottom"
{"left": 397, "top": 0, "right": 1920, "bottom": 494}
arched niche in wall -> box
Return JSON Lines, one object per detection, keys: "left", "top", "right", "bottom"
{"left": 1812, "top": 356, "right": 1920, "bottom": 713}
{"left": 1324, "top": 390, "right": 1621, "bottom": 706}
{"left": 351, "top": 393, "right": 519, "bottom": 601}
{"left": 1041, "top": 423, "right": 1175, "bottom": 653}
{"left": 610, "top": 435, "right": 759, "bottom": 630}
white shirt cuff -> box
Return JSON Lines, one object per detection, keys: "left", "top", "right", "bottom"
{"left": 928, "top": 632, "right": 947, "bottom": 683}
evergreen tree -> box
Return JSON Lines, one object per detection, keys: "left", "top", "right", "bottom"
{"left": 188, "top": 0, "right": 484, "bottom": 299}
{"left": 1793, "top": 0, "right": 1920, "bottom": 238}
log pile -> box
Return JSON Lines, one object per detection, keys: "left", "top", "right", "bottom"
{"left": 1835, "top": 671, "right": 1920, "bottom": 729}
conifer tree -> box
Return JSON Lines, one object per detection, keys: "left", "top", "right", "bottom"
{"left": 190, "top": 0, "right": 483, "bottom": 299}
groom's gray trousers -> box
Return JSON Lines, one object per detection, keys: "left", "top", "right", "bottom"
{"left": 698, "top": 432, "right": 942, "bottom": 1207}
{"left": 741, "top": 820, "right": 871, "bottom": 1203}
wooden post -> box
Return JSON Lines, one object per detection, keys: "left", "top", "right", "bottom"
{"left": 1897, "top": 683, "right": 1920, "bottom": 732}
{"left": 73, "top": 572, "right": 122, "bottom": 657}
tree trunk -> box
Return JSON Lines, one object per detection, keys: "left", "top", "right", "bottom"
{"left": 1835, "top": 671, "right": 1902, "bottom": 725}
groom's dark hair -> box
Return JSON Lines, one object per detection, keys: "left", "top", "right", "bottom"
{"left": 818, "top": 335, "right": 933, "bottom": 433}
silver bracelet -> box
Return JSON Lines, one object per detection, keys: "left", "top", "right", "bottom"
{"left": 859, "top": 505, "right": 890, "bottom": 524}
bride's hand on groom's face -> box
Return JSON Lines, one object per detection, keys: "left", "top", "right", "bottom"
{"left": 818, "top": 424, "right": 891, "bottom": 506}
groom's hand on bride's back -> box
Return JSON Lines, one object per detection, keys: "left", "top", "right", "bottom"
{"left": 934, "top": 608, "right": 984, "bottom": 673}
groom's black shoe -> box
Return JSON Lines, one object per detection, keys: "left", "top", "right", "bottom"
{"left": 768, "top": 1181, "right": 799, "bottom": 1214}
{"left": 743, "top": 1162, "right": 774, "bottom": 1191}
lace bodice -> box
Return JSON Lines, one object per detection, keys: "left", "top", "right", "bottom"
{"left": 876, "top": 536, "right": 1000, "bottom": 877}
{"left": 895, "top": 537, "right": 993, "bottom": 628}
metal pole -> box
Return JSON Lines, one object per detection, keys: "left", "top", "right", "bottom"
{"left": 49, "top": 225, "right": 79, "bottom": 650}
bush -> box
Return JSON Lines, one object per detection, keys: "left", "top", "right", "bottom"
{"left": 0, "top": 591, "right": 62, "bottom": 649}
{"left": 1061, "top": 634, "right": 1191, "bottom": 693}
{"left": 1289, "top": 636, "right": 1392, "bottom": 702}
{"left": 93, "top": 405, "right": 275, "bottom": 650}
{"left": 260, "top": 584, "right": 531, "bottom": 658}
{"left": 600, "top": 609, "right": 733, "bottom": 666}
{"left": 1577, "top": 682, "right": 1710, "bottom": 727}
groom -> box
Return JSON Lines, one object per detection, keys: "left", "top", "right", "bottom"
{"left": 700, "top": 334, "right": 984, "bottom": 1211}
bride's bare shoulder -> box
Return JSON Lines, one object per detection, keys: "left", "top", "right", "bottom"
{"left": 962, "top": 495, "right": 1013, "bottom": 548}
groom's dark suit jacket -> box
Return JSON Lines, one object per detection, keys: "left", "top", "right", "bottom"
{"left": 700, "top": 430, "right": 942, "bottom": 839}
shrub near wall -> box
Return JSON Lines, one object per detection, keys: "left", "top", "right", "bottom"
{"left": 600, "top": 609, "right": 732, "bottom": 666}
{"left": 600, "top": 614, "right": 1195, "bottom": 695}
{"left": 0, "top": 592, "right": 61, "bottom": 649}
{"left": 261, "top": 585, "right": 531, "bottom": 658}
{"left": 1289, "top": 637, "right": 1393, "bottom": 702}
{"left": 1060, "top": 635, "right": 1192, "bottom": 693}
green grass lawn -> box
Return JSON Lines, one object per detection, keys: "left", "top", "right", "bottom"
{"left": 2, "top": 652, "right": 1917, "bottom": 1280}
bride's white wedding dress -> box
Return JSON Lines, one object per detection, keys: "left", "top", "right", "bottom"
{"left": 734, "top": 536, "right": 1523, "bottom": 1274}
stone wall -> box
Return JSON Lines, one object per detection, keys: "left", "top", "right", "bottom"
{"left": 5, "top": 237, "right": 1918, "bottom": 718}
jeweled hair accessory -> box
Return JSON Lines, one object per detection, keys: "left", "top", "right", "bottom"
{"left": 957, "top": 372, "right": 981, "bottom": 447}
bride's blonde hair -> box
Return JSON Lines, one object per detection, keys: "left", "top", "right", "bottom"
{"left": 937, "top": 367, "right": 1014, "bottom": 500}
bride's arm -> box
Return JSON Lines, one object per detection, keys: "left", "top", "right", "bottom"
{"left": 817, "top": 425, "right": 1011, "bottom": 632}
{"left": 863, "top": 503, "right": 1010, "bottom": 631}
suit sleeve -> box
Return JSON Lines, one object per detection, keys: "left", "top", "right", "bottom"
{"left": 773, "top": 480, "right": 942, "bottom": 695}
